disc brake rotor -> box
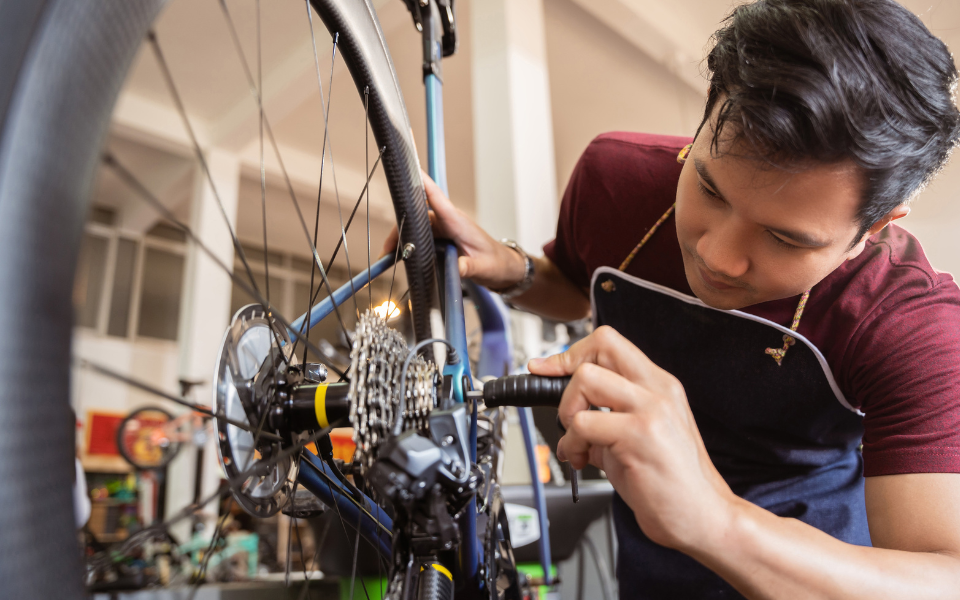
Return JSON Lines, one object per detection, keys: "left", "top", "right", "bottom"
{"left": 213, "top": 304, "right": 296, "bottom": 517}
{"left": 348, "top": 310, "right": 440, "bottom": 470}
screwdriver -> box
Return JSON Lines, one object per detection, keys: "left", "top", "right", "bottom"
{"left": 477, "top": 374, "right": 580, "bottom": 503}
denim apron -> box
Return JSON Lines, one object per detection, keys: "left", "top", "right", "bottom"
{"left": 590, "top": 266, "right": 871, "bottom": 599}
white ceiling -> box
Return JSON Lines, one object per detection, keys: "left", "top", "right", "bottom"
{"left": 99, "top": 0, "right": 960, "bottom": 270}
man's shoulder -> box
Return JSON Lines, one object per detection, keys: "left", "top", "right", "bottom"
{"left": 589, "top": 131, "right": 692, "bottom": 149}
{"left": 568, "top": 132, "right": 691, "bottom": 210}
{"left": 829, "top": 225, "right": 960, "bottom": 477}
{"left": 843, "top": 224, "right": 959, "bottom": 308}
{"left": 580, "top": 132, "right": 692, "bottom": 169}
{"left": 545, "top": 132, "right": 691, "bottom": 291}
{"left": 805, "top": 222, "right": 960, "bottom": 395}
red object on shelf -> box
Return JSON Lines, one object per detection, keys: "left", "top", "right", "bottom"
{"left": 330, "top": 428, "right": 356, "bottom": 462}
{"left": 87, "top": 412, "right": 124, "bottom": 456}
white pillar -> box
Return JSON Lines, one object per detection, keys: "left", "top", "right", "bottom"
{"left": 471, "top": 0, "right": 558, "bottom": 248}
{"left": 166, "top": 149, "right": 241, "bottom": 541}
{"left": 471, "top": 0, "right": 558, "bottom": 365}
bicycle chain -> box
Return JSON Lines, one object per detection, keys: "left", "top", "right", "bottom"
{"left": 347, "top": 310, "right": 439, "bottom": 470}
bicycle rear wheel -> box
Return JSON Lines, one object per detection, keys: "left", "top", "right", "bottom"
{"left": 0, "top": 0, "right": 436, "bottom": 597}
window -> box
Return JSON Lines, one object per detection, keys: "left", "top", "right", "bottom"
{"left": 73, "top": 233, "right": 109, "bottom": 329}
{"left": 137, "top": 247, "right": 185, "bottom": 341}
{"left": 73, "top": 209, "right": 186, "bottom": 342}
{"left": 107, "top": 239, "right": 138, "bottom": 337}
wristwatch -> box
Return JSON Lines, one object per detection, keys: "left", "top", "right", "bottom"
{"left": 495, "top": 239, "right": 535, "bottom": 299}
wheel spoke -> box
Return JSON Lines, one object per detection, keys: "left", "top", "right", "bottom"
{"left": 301, "top": 146, "right": 387, "bottom": 332}
{"left": 219, "top": 0, "right": 352, "bottom": 344}
{"left": 387, "top": 215, "right": 406, "bottom": 313}
{"left": 256, "top": 0, "right": 273, "bottom": 327}
{"left": 299, "top": 457, "right": 392, "bottom": 538}
{"left": 294, "top": 510, "right": 329, "bottom": 600}
{"left": 305, "top": 11, "right": 361, "bottom": 322}
{"left": 323, "top": 146, "right": 388, "bottom": 278}
{"left": 102, "top": 153, "right": 347, "bottom": 380}
{"left": 397, "top": 287, "right": 411, "bottom": 310}
{"left": 146, "top": 31, "right": 260, "bottom": 297}
{"left": 189, "top": 496, "right": 235, "bottom": 598}
{"left": 306, "top": 16, "right": 356, "bottom": 336}
{"left": 365, "top": 86, "right": 372, "bottom": 312}
{"left": 241, "top": 400, "right": 274, "bottom": 472}
{"left": 75, "top": 357, "right": 281, "bottom": 441}
{"left": 348, "top": 510, "right": 363, "bottom": 600}
{"left": 327, "top": 483, "right": 372, "bottom": 600}
{"left": 86, "top": 485, "right": 229, "bottom": 572}
{"left": 252, "top": 0, "right": 291, "bottom": 379}
{"left": 147, "top": 29, "right": 293, "bottom": 366}
{"left": 86, "top": 420, "right": 344, "bottom": 576}
{"left": 285, "top": 511, "right": 296, "bottom": 586}
{"left": 300, "top": 456, "right": 393, "bottom": 574}
{"left": 226, "top": 421, "right": 346, "bottom": 493}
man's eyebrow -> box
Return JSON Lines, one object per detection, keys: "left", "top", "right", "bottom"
{"left": 694, "top": 158, "right": 725, "bottom": 200}
{"left": 693, "top": 158, "right": 831, "bottom": 248}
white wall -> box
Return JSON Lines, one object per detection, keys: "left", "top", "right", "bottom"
{"left": 900, "top": 157, "right": 960, "bottom": 278}
{"left": 544, "top": 0, "right": 706, "bottom": 197}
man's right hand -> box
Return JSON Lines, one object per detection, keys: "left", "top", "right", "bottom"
{"left": 382, "top": 171, "right": 590, "bottom": 321}
{"left": 381, "top": 171, "right": 527, "bottom": 291}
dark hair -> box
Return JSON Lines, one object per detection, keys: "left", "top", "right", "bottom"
{"left": 699, "top": 0, "right": 960, "bottom": 242}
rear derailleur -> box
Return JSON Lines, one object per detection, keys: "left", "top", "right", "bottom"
{"left": 367, "top": 403, "right": 481, "bottom": 598}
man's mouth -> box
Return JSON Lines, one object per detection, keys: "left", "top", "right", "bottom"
{"left": 697, "top": 265, "right": 740, "bottom": 291}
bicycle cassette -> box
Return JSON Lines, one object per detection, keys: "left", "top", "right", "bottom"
{"left": 348, "top": 310, "right": 441, "bottom": 470}
{"left": 213, "top": 303, "right": 297, "bottom": 517}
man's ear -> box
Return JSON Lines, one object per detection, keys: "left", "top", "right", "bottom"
{"left": 846, "top": 205, "right": 910, "bottom": 260}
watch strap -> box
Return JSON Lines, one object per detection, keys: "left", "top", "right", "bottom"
{"left": 495, "top": 240, "right": 535, "bottom": 299}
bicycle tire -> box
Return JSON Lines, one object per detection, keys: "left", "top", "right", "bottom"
{"left": 0, "top": 1, "right": 436, "bottom": 597}
{"left": 116, "top": 406, "right": 182, "bottom": 471}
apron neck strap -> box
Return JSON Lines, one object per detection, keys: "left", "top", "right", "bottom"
{"left": 764, "top": 289, "right": 811, "bottom": 366}
{"left": 619, "top": 203, "right": 675, "bottom": 272}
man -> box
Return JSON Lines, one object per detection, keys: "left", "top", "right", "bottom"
{"left": 405, "top": 0, "right": 960, "bottom": 596}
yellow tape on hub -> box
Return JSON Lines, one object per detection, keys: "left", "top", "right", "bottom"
{"left": 314, "top": 384, "right": 329, "bottom": 428}
{"left": 420, "top": 563, "right": 453, "bottom": 581}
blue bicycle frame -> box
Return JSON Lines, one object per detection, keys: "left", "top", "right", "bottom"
{"left": 289, "top": 240, "right": 554, "bottom": 590}
{"left": 290, "top": 2, "right": 555, "bottom": 590}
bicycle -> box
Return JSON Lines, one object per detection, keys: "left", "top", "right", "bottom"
{"left": 116, "top": 381, "right": 210, "bottom": 471}
{"left": 0, "top": 1, "right": 575, "bottom": 598}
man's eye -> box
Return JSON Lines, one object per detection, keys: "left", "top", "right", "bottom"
{"left": 696, "top": 180, "right": 719, "bottom": 199}
{"left": 768, "top": 232, "right": 801, "bottom": 250}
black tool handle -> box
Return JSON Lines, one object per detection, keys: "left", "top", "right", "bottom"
{"left": 482, "top": 374, "right": 571, "bottom": 408}
{"left": 484, "top": 374, "right": 582, "bottom": 504}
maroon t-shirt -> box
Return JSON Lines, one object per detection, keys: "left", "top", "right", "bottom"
{"left": 544, "top": 132, "right": 960, "bottom": 477}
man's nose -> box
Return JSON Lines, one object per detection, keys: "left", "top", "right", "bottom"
{"left": 696, "top": 220, "right": 749, "bottom": 280}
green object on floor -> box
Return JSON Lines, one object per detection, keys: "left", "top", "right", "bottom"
{"left": 517, "top": 562, "right": 559, "bottom": 600}
{"left": 339, "top": 576, "right": 389, "bottom": 600}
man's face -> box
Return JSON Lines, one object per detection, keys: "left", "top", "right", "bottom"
{"left": 675, "top": 132, "right": 869, "bottom": 310}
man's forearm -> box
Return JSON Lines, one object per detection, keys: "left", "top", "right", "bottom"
{"left": 507, "top": 256, "right": 590, "bottom": 322}
{"left": 689, "top": 498, "right": 960, "bottom": 599}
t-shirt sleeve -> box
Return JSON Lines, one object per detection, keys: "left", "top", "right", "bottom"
{"left": 543, "top": 148, "right": 592, "bottom": 290}
{"left": 850, "top": 276, "right": 960, "bottom": 476}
